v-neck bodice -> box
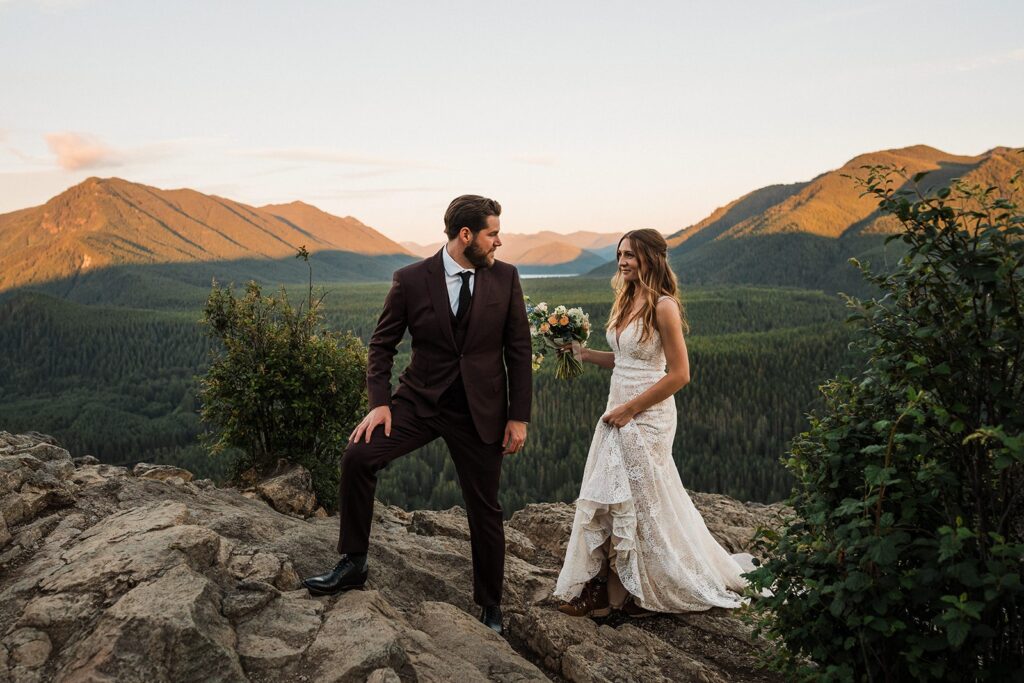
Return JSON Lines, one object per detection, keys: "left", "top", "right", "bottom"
{"left": 606, "top": 317, "right": 667, "bottom": 378}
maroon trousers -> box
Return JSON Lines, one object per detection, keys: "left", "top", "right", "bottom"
{"left": 337, "top": 383, "right": 506, "bottom": 606}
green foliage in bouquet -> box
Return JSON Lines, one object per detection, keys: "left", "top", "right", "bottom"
{"left": 747, "top": 157, "right": 1024, "bottom": 681}
{"left": 526, "top": 297, "right": 591, "bottom": 379}
{"left": 198, "top": 248, "right": 367, "bottom": 508}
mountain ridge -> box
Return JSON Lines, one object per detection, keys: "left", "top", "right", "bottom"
{"left": 5, "top": 144, "right": 1019, "bottom": 294}
{"left": 599, "top": 144, "right": 1024, "bottom": 291}
{"left": 667, "top": 145, "right": 1022, "bottom": 250}
{"left": 402, "top": 230, "right": 622, "bottom": 266}
{"left": 0, "top": 177, "right": 412, "bottom": 292}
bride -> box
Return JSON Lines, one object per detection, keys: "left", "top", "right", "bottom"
{"left": 553, "top": 229, "right": 753, "bottom": 618}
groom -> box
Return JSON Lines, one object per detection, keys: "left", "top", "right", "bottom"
{"left": 302, "top": 195, "right": 532, "bottom": 635}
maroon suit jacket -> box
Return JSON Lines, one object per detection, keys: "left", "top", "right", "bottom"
{"left": 366, "top": 249, "right": 533, "bottom": 444}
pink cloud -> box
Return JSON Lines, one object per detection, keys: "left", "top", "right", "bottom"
{"left": 45, "top": 132, "right": 121, "bottom": 170}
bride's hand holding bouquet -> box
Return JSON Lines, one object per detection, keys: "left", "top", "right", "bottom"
{"left": 525, "top": 298, "right": 590, "bottom": 380}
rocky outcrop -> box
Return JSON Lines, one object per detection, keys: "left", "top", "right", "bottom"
{"left": 0, "top": 431, "right": 788, "bottom": 682}
{"left": 237, "top": 461, "right": 326, "bottom": 519}
{"left": 132, "top": 462, "right": 195, "bottom": 483}
{"left": 255, "top": 464, "right": 319, "bottom": 518}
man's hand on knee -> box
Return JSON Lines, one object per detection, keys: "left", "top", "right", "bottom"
{"left": 349, "top": 406, "right": 392, "bottom": 444}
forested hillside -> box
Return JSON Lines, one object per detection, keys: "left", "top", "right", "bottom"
{"left": 0, "top": 275, "right": 854, "bottom": 508}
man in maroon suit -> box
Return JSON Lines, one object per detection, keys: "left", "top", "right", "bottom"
{"left": 302, "top": 195, "right": 532, "bottom": 634}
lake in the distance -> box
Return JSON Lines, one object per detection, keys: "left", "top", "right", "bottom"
{"left": 520, "top": 273, "right": 578, "bottom": 279}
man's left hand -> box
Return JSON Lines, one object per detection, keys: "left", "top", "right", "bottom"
{"left": 503, "top": 420, "right": 528, "bottom": 456}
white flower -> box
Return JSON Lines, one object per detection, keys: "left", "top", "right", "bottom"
{"left": 554, "top": 305, "right": 567, "bottom": 315}
{"left": 536, "top": 302, "right": 548, "bottom": 313}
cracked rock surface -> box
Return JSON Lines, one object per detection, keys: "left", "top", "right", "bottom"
{"left": 0, "top": 431, "right": 787, "bottom": 682}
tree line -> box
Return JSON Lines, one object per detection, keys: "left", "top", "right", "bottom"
{"left": 0, "top": 278, "right": 854, "bottom": 509}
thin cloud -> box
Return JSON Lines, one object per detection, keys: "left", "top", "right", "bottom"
{"left": 336, "top": 168, "right": 411, "bottom": 180}
{"left": 235, "top": 147, "right": 442, "bottom": 170}
{"left": 0, "top": 130, "right": 51, "bottom": 167}
{"left": 955, "top": 47, "right": 1024, "bottom": 73}
{"left": 512, "top": 154, "right": 558, "bottom": 167}
{"left": 242, "top": 164, "right": 304, "bottom": 179}
{"left": 307, "top": 187, "right": 444, "bottom": 200}
{"left": 785, "top": 3, "right": 889, "bottom": 31}
{"left": 0, "top": 0, "right": 95, "bottom": 11}
{"left": 45, "top": 132, "right": 122, "bottom": 170}
{"left": 4, "top": 145, "right": 47, "bottom": 165}
{"left": 128, "top": 136, "right": 213, "bottom": 164}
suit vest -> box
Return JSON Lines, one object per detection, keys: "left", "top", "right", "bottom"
{"left": 443, "top": 297, "right": 473, "bottom": 407}
{"left": 450, "top": 303, "right": 471, "bottom": 350}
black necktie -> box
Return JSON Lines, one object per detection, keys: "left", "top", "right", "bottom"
{"left": 456, "top": 271, "right": 472, "bottom": 322}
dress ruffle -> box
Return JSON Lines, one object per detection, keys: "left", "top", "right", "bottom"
{"left": 554, "top": 421, "right": 642, "bottom": 601}
{"left": 555, "top": 496, "right": 643, "bottom": 603}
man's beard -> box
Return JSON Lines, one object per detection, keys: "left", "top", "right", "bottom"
{"left": 465, "top": 236, "right": 494, "bottom": 269}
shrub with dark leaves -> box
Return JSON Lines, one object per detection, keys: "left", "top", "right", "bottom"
{"left": 198, "top": 249, "right": 366, "bottom": 509}
{"left": 748, "top": 154, "right": 1024, "bottom": 682}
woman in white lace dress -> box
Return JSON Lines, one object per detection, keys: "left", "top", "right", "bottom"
{"left": 553, "top": 229, "right": 753, "bottom": 618}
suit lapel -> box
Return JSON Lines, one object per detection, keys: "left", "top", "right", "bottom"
{"left": 463, "top": 264, "right": 491, "bottom": 349}
{"left": 425, "top": 250, "right": 457, "bottom": 351}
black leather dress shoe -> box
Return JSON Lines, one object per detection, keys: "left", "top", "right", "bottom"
{"left": 302, "top": 554, "right": 368, "bottom": 596}
{"left": 479, "top": 605, "right": 503, "bottom": 634}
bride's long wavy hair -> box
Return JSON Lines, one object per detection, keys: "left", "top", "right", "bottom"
{"left": 606, "top": 229, "right": 689, "bottom": 344}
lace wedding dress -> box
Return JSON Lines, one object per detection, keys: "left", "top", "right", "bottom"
{"left": 553, "top": 306, "right": 754, "bottom": 612}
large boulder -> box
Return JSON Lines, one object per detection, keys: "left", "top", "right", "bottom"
{"left": 255, "top": 464, "right": 318, "bottom": 518}
{"left": 54, "top": 565, "right": 246, "bottom": 681}
{"left": 0, "top": 432, "right": 77, "bottom": 564}
{"left": 508, "top": 502, "right": 577, "bottom": 560}
{"left": 0, "top": 431, "right": 787, "bottom": 682}
{"left": 132, "top": 462, "right": 194, "bottom": 483}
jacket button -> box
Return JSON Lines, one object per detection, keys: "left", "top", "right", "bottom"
{"left": 459, "top": 353, "right": 464, "bottom": 359}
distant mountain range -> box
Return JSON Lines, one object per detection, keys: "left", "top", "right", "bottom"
{"left": 594, "top": 145, "right": 1022, "bottom": 293}
{"left": 0, "top": 178, "right": 623, "bottom": 296}
{"left": 2, "top": 145, "right": 1019, "bottom": 300}
{"left": 0, "top": 177, "right": 415, "bottom": 296}
{"left": 402, "top": 230, "right": 622, "bottom": 275}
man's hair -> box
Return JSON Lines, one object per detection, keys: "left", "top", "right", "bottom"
{"left": 444, "top": 195, "right": 501, "bottom": 239}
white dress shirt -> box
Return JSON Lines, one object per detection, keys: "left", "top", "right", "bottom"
{"left": 441, "top": 244, "right": 475, "bottom": 316}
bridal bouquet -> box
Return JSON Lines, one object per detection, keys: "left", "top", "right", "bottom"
{"left": 525, "top": 297, "right": 590, "bottom": 379}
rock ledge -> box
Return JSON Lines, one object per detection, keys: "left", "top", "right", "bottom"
{"left": 0, "top": 431, "right": 786, "bottom": 682}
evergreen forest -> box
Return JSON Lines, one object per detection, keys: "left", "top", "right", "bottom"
{"left": 0, "top": 274, "right": 856, "bottom": 511}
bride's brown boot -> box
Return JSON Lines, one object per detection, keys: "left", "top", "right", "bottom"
{"left": 619, "top": 595, "right": 655, "bottom": 618}
{"left": 558, "top": 577, "right": 610, "bottom": 618}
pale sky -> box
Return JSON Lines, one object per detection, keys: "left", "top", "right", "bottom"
{"left": 1, "top": 0, "right": 1021, "bottom": 242}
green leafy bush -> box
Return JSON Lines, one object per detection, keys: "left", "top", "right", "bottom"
{"left": 198, "top": 250, "right": 367, "bottom": 508}
{"left": 748, "top": 157, "right": 1024, "bottom": 681}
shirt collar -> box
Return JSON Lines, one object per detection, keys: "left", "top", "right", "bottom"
{"left": 442, "top": 243, "right": 474, "bottom": 277}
